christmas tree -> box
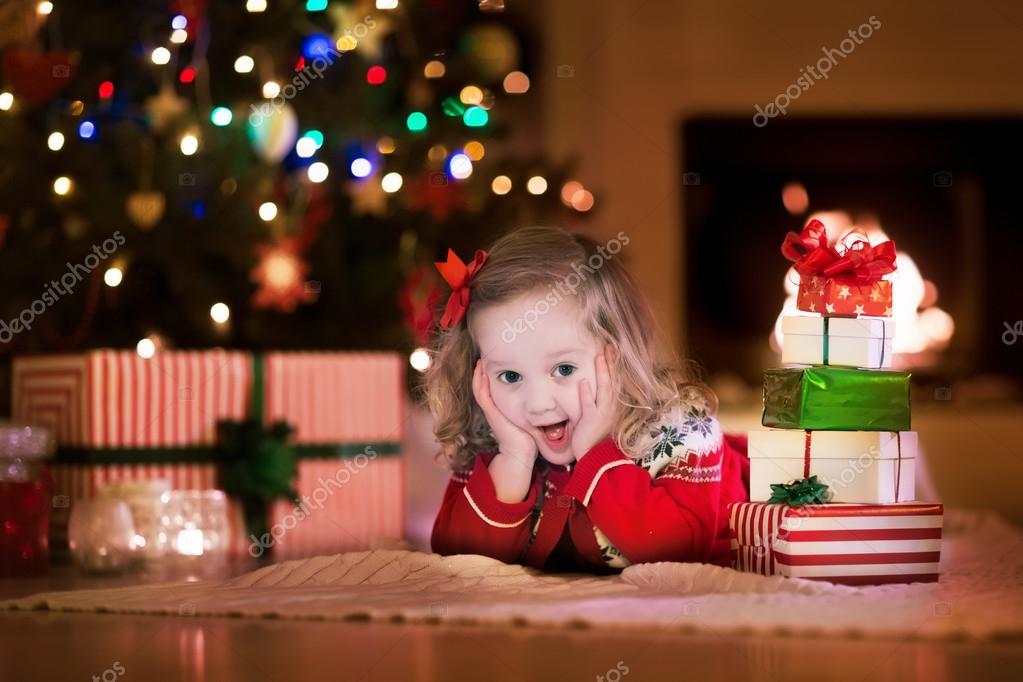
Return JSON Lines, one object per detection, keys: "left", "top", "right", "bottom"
{"left": 0, "top": 0, "right": 593, "bottom": 380}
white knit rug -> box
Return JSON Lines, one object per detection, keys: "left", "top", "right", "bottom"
{"left": 5, "top": 509, "right": 1021, "bottom": 640}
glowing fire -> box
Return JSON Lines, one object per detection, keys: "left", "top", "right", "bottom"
{"left": 772, "top": 210, "right": 954, "bottom": 363}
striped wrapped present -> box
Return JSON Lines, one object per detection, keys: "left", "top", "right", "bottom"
{"left": 728, "top": 501, "right": 943, "bottom": 585}
{"left": 12, "top": 350, "right": 405, "bottom": 559}
{"left": 262, "top": 352, "right": 405, "bottom": 560}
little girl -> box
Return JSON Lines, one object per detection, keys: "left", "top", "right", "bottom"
{"left": 425, "top": 226, "right": 750, "bottom": 573}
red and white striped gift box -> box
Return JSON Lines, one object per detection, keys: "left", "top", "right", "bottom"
{"left": 12, "top": 350, "right": 251, "bottom": 447}
{"left": 13, "top": 350, "right": 407, "bottom": 558}
{"left": 261, "top": 352, "right": 406, "bottom": 559}
{"left": 263, "top": 351, "right": 405, "bottom": 445}
{"left": 728, "top": 501, "right": 943, "bottom": 585}
{"left": 266, "top": 456, "right": 404, "bottom": 560}
{"left": 13, "top": 350, "right": 405, "bottom": 447}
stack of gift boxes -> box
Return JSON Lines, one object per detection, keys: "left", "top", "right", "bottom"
{"left": 11, "top": 349, "right": 405, "bottom": 561}
{"left": 729, "top": 220, "right": 944, "bottom": 585}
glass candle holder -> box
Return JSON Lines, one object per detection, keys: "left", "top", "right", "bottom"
{"left": 0, "top": 422, "right": 55, "bottom": 577}
{"left": 67, "top": 498, "right": 137, "bottom": 574}
{"left": 160, "top": 490, "right": 231, "bottom": 562}
{"left": 97, "top": 479, "right": 172, "bottom": 561}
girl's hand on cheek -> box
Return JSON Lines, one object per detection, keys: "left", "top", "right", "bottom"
{"left": 571, "top": 344, "right": 616, "bottom": 460}
{"left": 472, "top": 359, "right": 537, "bottom": 468}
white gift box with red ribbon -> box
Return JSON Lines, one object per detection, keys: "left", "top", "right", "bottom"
{"left": 748, "top": 429, "right": 916, "bottom": 504}
{"left": 728, "top": 501, "right": 943, "bottom": 585}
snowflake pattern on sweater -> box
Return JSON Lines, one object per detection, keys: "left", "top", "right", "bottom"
{"left": 590, "top": 398, "right": 723, "bottom": 568}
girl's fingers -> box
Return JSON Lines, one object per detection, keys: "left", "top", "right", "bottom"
{"left": 594, "top": 349, "right": 610, "bottom": 409}
{"left": 472, "top": 361, "right": 494, "bottom": 414}
{"left": 471, "top": 360, "right": 484, "bottom": 401}
{"left": 475, "top": 363, "right": 513, "bottom": 429}
{"left": 579, "top": 378, "right": 594, "bottom": 414}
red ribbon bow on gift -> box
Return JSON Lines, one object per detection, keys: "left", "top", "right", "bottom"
{"left": 434, "top": 248, "right": 488, "bottom": 329}
{"left": 781, "top": 219, "right": 897, "bottom": 284}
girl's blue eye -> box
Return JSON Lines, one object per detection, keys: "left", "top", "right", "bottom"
{"left": 555, "top": 364, "right": 575, "bottom": 377}
{"left": 497, "top": 370, "right": 521, "bottom": 384}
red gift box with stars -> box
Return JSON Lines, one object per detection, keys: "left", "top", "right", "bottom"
{"left": 783, "top": 219, "right": 897, "bottom": 317}
{"left": 796, "top": 275, "right": 893, "bottom": 316}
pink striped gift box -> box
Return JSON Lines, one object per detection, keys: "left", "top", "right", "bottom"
{"left": 265, "top": 455, "right": 404, "bottom": 560}
{"left": 728, "top": 501, "right": 943, "bottom": 585}
{"left": 263, "top": 351, "right": 405, "bottom": 445}
{"left": 13, "top": 350, "right": 406, "bottom": 559}
{"left": 262, "top": 352, "right": 406, "bottom": 559}
{"left": 13, "top": 350, "right": 405, "bottom": 447}
{"left": 12, "top": 350, "right": 251, "bottom": 448}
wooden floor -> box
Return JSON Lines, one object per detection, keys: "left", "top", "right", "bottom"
{"left": 2, "top": 562, "right": 1022, "bottom": 682}
{"left": 1, "top": 608, "right": 1022, "bottom": 682}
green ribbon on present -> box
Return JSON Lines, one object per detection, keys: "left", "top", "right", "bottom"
{"left": 822, "top": 317, "right": 830, "bottom": 365}
{"left": 762, "top": 366, "right": 911, "bottom": 431}
{"left": 217, "top": 420, "right": 298, "bottom": 545}
{"left": 216, "top": 353, "right": 298, "bottom": 543}
{"left": 767, "top": 475, "right": 833, "bottom": 506}
{"left": 56, "top": 442, "right": 402, "bottom": 464}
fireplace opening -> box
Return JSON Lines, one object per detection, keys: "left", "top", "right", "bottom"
{"left": 681, "top": 117, "right": 1022, "bottom": 402}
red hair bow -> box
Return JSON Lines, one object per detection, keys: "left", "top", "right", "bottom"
{"left": 434, "top": 248, "right": 488, "bottom": 329}
{"left": 781, "top": 219, "right": 897, "bottom": 284}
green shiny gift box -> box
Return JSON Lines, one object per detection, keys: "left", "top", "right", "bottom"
{"left": 762, "top": 366, "right": 911, "bottom": 431}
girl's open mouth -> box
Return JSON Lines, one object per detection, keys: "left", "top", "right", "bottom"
{"left": 540, "top": 420, "right": 570, "bottom": 449}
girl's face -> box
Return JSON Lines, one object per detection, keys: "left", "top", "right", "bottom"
{"left": 471, "top": 291, "right": 604, "bottom": 466}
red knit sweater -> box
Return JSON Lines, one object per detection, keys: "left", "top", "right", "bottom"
{"left": 431, "top": 405, "right": 751, "bottom": 573}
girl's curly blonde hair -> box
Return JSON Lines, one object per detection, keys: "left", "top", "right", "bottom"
{"left": 420, "top": 226, "right": 716, "bottom": 470}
